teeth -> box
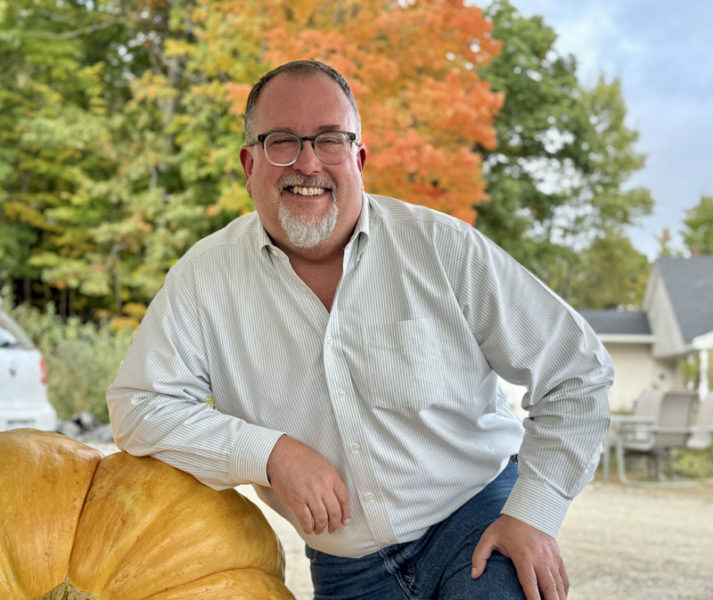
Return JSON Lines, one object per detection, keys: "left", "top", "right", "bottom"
{"left": 289, "top": 186, "right": 326, "bottom": 196}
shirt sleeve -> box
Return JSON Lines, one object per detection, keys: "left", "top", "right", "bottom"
{"left": 455, "top": 226, "right": 614, "bottom": 537}
{"left": 106, "top": 264, "right": 285, "bottom": 490}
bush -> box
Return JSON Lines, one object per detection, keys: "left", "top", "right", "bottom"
{"left": 5, "top": 300, "right": 134, "bottom": 423}
{"left": 675, "top": 446, "right": 713, "bottom": 479}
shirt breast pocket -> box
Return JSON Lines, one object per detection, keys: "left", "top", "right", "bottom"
{"left": 361, "top": 318, "right": 445, "bottom": 411}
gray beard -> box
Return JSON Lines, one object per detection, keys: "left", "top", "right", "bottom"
{"left": 278, "top": 195, "right": 338, "bottom": 248}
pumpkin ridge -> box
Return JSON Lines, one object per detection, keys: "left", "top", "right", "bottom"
{"left": 0, "top": 430, "right": 102, "bottom": 599}
{"left": 68, "top": 453, "right": 193, "bottom": 594}
{"left": 63, "top": 447, "right": 114, "bottom": 594}
{"left": 136, "top": 567, "right": 295, "bottom": 600}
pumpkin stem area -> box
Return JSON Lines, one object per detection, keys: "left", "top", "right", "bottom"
{"left": 38, "top": 581, "right": 102, "bottom": 600}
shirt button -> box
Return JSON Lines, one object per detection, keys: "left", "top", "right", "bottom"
{"left": 301, "top": 286, "right": 309, "bottom": 294}
{"left": 350, "top": 442, "right": 361, "bottom": 453}
{"left": 326, "top": 336, "right": 334, "bottom": 346}
{"left": 338, "top": 389, "right": 346, "bottom": 398}
{"left": 364, "top": 492, "right": 376, "bottom": 502}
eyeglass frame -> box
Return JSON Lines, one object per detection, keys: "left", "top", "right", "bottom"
{"left": 247, "top": 129, "right": 358, "bottom": 167}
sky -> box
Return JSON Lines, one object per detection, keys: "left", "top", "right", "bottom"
{"left": 507, "top": 0, "right": 713, "bottom": 258}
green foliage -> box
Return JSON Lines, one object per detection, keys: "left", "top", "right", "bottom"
{"left": 477, "top": 0, "right": 580, "bottom": 272}
{"left": 655, "top": 227, "right": 685, "bottom": 257}
{"left": 681, "top": 195, "right": 713, "bottom": 255}
{"left": 679, "top": 355, "right": 713, "bottom": 390}
{"left": 567, "top": 231, "right": 649, "bottom": 309}
{"left": 674, "top": 446, "right": 713, "bottom": 479}
{"left": 477, "top": 1, "right": 653, "bottom": 308}
{"left": 4, "top": 298, "right": 134, "bottom": 423}
{"left": 1, "top": 0, "right": 254, "bottom": 316}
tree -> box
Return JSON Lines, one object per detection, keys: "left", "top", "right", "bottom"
{"left": 205, "top": 0, "right": 505, "bottom": 223}
{"left": 3, "top": 0, "right": 654, "bottom": 318}
{"left": 1, "top": 0, "right": 256, "bottom": 316}
{"left": 681, "top": 194, "right": 713, "bottom": 255}
{"left": 474, "top": 0, "right": 582, "bottom": 274}
{"left": 656, "top": 227, "right": 677, "bottom": 257}
{"left": 475, "top": 1, "right": 653, "bottom": 303}
{"left": 568, "top": 231, "right": 649, "bottom": 309}
{"left": 0, "top": 0, "right": 127, "bottom": 314}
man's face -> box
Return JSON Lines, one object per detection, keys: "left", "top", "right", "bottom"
{"left": 240, "top": 73, "right": 366, "bottom": 256}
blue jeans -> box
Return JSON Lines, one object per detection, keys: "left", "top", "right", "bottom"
{"left": 306, "top": 456, "right": 525, "bottom": 599}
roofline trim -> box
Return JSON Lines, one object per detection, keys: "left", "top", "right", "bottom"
{"left": 692, "top": 330, "right": 713, "bottom": 350}
{"left": 598, "top": 334, "right": 656, "bottom": 344}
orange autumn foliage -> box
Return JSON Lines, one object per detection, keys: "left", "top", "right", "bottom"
{"left": 194, "top": 0, "right": 503, "bottom": 224}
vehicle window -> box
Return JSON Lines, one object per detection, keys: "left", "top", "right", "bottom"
{"left": 0, "top": 327, "right": 17, "bottom": 347}
{"left": 0, "top": 310, "right": 35, "bottom": 350}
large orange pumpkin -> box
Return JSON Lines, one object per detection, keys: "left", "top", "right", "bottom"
{"left": 0, "top": 429, "right": 295, "bottom": 599}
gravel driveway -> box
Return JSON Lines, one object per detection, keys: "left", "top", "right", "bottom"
{"left": 239, "top": 479, "right": 713, "bottom": 600}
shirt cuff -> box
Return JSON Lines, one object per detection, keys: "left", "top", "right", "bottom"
{"left": 500, "top": 476, "right": 571, "bottom": 538}
{"left": 230, "top": 423, "right": 285, "bottom": 487}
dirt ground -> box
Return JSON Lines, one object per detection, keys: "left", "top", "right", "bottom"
{"left": 89, "top": 444, "right": 713, "bottom": 599}
{"left": 557, "top": 479, "right": 713, "bottom": 600}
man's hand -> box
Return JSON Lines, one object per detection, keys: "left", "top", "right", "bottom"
{"left": 471, "top": 514, "right": 568, "bottom": 600}
{"left": 266, "top": 435, "right": 351, "bottom": 535}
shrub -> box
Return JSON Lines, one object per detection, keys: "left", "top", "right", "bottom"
{"left": 675, "top": 446, "right": 713, "bottom": 479}
{"left": 4, "top": 299, "right": 134, "bottom": 423}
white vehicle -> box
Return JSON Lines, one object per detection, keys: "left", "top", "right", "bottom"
{"left": 0, "top": 308, "right": 57, "bottom": 432}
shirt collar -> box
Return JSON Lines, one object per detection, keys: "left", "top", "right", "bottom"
{"left": 350, "top": 192, "right": 371, "bottom": 260}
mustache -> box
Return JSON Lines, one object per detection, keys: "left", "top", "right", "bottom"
{"left": 278, "top": 174, "right": 336, "bottom": 191}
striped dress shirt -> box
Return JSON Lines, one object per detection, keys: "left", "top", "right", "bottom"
{"left": 107, "top": 193, "right": 613, "bottom": 558}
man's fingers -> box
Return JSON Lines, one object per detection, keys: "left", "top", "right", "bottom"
{"left": 511, "top": 564, "right": 539, "bottom": 600}
{"left": 335, "top": 479, "right": 351, "bottom": 526}
{"left": 535, "top": 564, "right": 567, "bottom": 600}
{"left": 310, "top": 500, "right": 330, "bottom": 535}
{"left": 294, "top": 503, "right": 315, "bottom": 534}
{"left": 267, "top": 436, "right": 352, "bottom": 535}
{"left": 470, "top": 515, "right": 568, "bottom": 598}
{"left": 534, "top": 570, "right": 558, "bottom": 600}
{"left": 470, "top": 538, "right": 493, "bottom": 579}
{"left": 559, "top": 563, "right": 569, "bottom": 596}
{"left": 322, "top": 493, "right": 344, "bottom": 533}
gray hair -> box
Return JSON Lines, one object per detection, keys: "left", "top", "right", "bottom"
{"left": 244, "top": 60, "right": 362, "bottom": 144}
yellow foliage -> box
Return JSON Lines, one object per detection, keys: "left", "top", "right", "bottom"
{"left": 122, "top": 302, "right": 148, "bottom": 320}
{"left": 110, "top": 315, "right": 141, "bottom": 331}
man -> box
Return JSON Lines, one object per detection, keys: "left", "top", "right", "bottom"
{"left": 107, "top": 60, "right": 613, "bottom": 599}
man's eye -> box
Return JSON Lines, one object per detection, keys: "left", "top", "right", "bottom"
{"left": 318, "top": 135, "right": 345, "bottom": 145}
{"left": 269, "top": 136, "right": 297, "bottom": 145}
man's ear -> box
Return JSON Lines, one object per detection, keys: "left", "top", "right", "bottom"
{"left": 239, "top": 146, "right": 254, "bottom": 195}
{"left": 357, "top": 144, "right": 367, "bottom": 173}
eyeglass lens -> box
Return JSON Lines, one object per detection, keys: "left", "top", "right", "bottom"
{"left": 264, "top": 132, "right": 352, "bottom": 166}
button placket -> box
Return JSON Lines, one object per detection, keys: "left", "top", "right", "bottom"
{"left": 320, "top": 272, "right": 397, "bottom": 549}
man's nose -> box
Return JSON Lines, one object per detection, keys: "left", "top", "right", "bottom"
{"left": 292, "top": 140, "right": 322, "bottom": 174}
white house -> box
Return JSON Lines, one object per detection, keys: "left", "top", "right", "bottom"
{"left": 579, "top": 256, "right": 713, "bottom": 412}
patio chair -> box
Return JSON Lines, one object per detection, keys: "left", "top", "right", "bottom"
{"left": 613, "top": 390, "right": 699, "bottom": 482}
{"left": 686, "top": 392, "right": 713, "bottom": 450}
{"left": 600, "top": 390, "right": 662, "bottom": 481}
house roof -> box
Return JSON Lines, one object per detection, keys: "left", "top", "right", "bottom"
{"left": 578, "top": 310, "right": 652, "bottom": 335}
{"left": 657, "top": 256, "right": 713, "bottom": 344}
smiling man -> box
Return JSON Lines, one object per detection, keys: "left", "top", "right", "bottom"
{"left": 108, "top": 61, "right": 613, "bottom": 600}
{"left": 238, "top": 67, "right": 367, "bottom": 311}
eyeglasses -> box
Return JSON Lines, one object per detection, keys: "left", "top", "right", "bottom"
{"left": 250, "top": 130, "right": 357, "bottom": 167}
